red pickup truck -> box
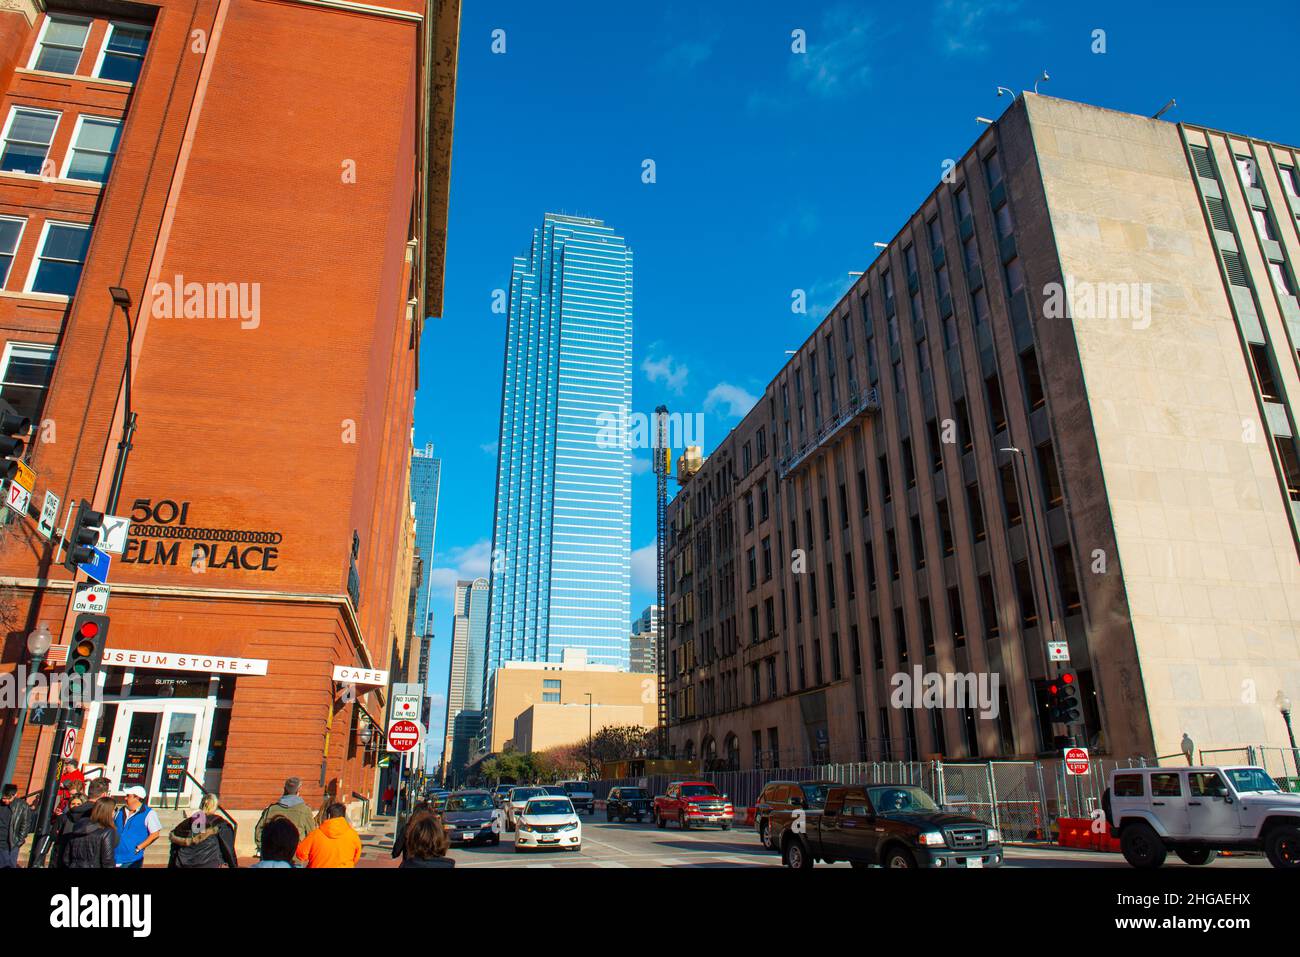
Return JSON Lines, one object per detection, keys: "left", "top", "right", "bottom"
{"left": 653, "top": 781, "right": 735, "bottom": 830}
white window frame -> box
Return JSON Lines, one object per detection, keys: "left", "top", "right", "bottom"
{"left": 0, "top": 105, "right": 61, "bottom": 178}
{"left": 25, "top": 13, "right": 92, "bottom": 74}
{"left": 59, "top": 113, "right": 121, "bottom": 184}
{"left": 23, "top": 219, "right": 91, "bottom": 297}
{"left": 92, "top": 21, "right": 151, "bottom": 83}
{"left": 0, "top": 341, "right": 56, "bottom": 411}
{"left": 0, "top": 215, "right": 27, "bottom": 288}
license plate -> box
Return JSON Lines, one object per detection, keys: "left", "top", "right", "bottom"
{"left": 539, "top": 838, "right": 558, "bottom": 844}
{"left": 461, "top": 832, "right": 475, "bottom": 841}
{"left": 966, "top": 857, "right": 983, "bottom": 868}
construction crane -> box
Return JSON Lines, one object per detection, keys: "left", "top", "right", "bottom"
{"left": 653, "top": 405, "right": 669, "bottom": 758}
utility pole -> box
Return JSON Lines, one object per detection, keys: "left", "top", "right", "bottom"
{"left": 652, "top": 406, "right": 669, "bottom": 758}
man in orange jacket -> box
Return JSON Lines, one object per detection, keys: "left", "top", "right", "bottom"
{"left": 295, "top": 803, "right": 362, "bottom": 868}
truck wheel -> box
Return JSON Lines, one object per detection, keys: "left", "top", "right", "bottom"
{"left": 883, "top": 847, "right": 916, "bottom": 869}
{"left": 1120, "top": 823, "right": 1167, "bottom": 869}
{"left": 1175, "top": 848, "right": 1217, "bottom": 866}
{"left": 720, "top": 822, "right": 731, "bottom": 831}
{"left": 1264, "top": 825, "right": 1300, "bottom": 869}
{"left": 655, "top": 811, "right": 666, "bottom": 830}
{"left": 758, "top": 821, "right": 771, "bottom": 849}
{"left": 680, "top": 814, "right": 690, "bottom": 830}
{"left": 783, "top": 838, "right": 813, "bottom": 870}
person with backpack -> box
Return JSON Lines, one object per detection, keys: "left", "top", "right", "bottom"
{"left": 168, "top": 793, "right": 239, "bottom": 868}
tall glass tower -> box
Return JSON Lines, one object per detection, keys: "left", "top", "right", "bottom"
{"left": 410, "top": 442, "right": 441, "bottom": 637}
{"left": 484, "top": 214, "right": 633, "bottom": 727}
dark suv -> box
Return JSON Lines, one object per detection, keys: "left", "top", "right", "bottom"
{"left": 606, "top": 786, "right": 652, "bottom": 823}
{"left": 754, "top": 780, "right": 835, "bottom": 851}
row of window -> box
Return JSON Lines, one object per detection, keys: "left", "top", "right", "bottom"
{"left": 29, "top": 14, "right": 150, "bottom": 84}
{"left": 0, "top": 215, "right": 89, "bottom": 296}
{"left": 0, "top": 106, "right": 122, "bottom": 184}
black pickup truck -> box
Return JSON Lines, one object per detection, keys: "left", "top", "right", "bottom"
{"left": 770, "top": 783, "right": 1003, "bottom": 869}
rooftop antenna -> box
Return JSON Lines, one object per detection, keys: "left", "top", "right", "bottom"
{"left": 1033, "top": 70, "right": 1050, "bottom": 94}
{"left": 1152, "top": 98, "right": 1177, "bottom": 120}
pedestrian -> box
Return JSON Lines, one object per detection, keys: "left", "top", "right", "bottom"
{"left": 58, "top": 759, "right": 86, "bottom": 812}
{"left": 251, "top": 817, "right": 300, "bottom": 868}
{"left": 113, "top": 786, "right": 162, "bottom": 868}
{"left": 294, "top": 803, "right": 361, "bottom": 868}
{"left": 382, "top": 784, "right": 395, "bottom": 815}
{"left": 390, "top": 799, "right": 432, "bottom": 863}
{"left": 253, "top": 776, "right": 317, "bottom": 853}
{"left": 168, "top": 793, "right": 239, "bottom": 868}
{"left": 397, "top": 808, "right": 455, "bottom": 869}
{"left": 53, "top": 778, "right": 113, "bottom": 862}
{"left": 53, "top": 796, "right": 116, "bottom": 869}
{"left": 0, "top": 784, "right": 35, "bottom": 868}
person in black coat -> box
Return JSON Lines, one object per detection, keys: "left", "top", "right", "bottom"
{"left": 397, "top": 808, "right": 455, "bottom": 869}
{"left": 54, "top": 797, "right": 117, "bottom": 868}
{"left": 168, "top": 793, "right": 239, "bottom": 868}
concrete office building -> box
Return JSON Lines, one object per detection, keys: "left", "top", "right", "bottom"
{"left": 440, "top": 576, "right": 486, "bottom": 781}
{"left": 630, "top": 605, "right": 660, "bottom": 674}
{"left": 664, "top": 95, "right": 1300, "bottom": 772}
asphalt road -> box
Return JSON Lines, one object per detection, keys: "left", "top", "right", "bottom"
{"left": 443, "top": 814, "right": 1271, "bottom": 869}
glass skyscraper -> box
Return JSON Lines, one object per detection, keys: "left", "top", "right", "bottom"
{"left": 411, "top": 442, "right": 441, "bottom": 638}
{"left": 484, "top": 213, "right": 633, "bottom": 727}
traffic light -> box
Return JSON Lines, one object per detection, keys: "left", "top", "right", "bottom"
{"left": 65, "top": 613, "right": 108, "bottom": 679}
{"left": 1055, "top": 672, "right": 1081, "bottom": 723}
{"left": 63, "top": 499, "right": 104, "bottom": 572}
{"left": 0, "top": 398, "right": 30, "bottom": 481}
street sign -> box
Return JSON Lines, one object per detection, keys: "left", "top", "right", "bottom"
{"left": 97, "top": 513, "right": 130, "bottom": 554}
{"left": 60, "top": 727, "right": 78, "bottom": 760}
{"left": 5, "top": 478, "right": 30, "bottom": 516}
{"left": 1064, "top": 747, "right": 1090, "bottom": 776}
{"left": 13, "top": 461, "right": 34, "bottom": 492}
{"left": 73, "top": 581, "right": 111, "bottom": 613}
{"left": 386, "top": 719, "right": 420, "bottom": 753}
{"left": 1048, "top": 641, "right": 1070, "bottom": 662}
{"left": 37, "top": 490, "right": 60, "bottom": 540}
{"left": 392, "top": 684, "right": 422, "bottom": 724}
{"left": 80, "top": 546, "right": 111, "bottom": 585}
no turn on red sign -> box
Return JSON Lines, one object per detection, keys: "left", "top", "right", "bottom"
{"left": 1064, "top": 747, "right": 1090, "bottom": 776}
{"left": 386, "top": 719, "right": 421, "bottom": 753}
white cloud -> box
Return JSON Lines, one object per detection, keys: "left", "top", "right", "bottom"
{"left": 641, "top": 353, "right": 689, "bottom": 394}
{"left": 933, "top": 0, "right": 1036, "bottom": 56}
{"left": 426, "top": 539, "right": 492, "bottom": 598}
{"left": 631, "top": 542, "right": 657, "bottom": 592}
{"left": 631, "top": 455, "right": 651, "bottom": 476}
{"left": 704, "top": 382, "right": 758, "bottom": 419}
{"left": 791, "top": 5, "right": 876, "bottom": 98}
{"left": 480, "top": 441, "right": 498, "bottom": 455}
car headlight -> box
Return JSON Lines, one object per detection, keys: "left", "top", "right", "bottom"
{"left": 918, "top": 831, "right": 946, "bottom": 847}
{"left": 518, "top": 823, "right": 534, "bottom": 833}
{"left": 562, "top": 822, "right": 579, "bottom": 831}
{"left": 987, "top": 828, "right": 1001, "bottom": 844}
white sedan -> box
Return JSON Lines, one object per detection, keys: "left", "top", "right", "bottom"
{"left": 504, "top": 786, "right": 548, "bottom": 831}
{"left": 514, "top": 796, "right": 582, "bottom": 852}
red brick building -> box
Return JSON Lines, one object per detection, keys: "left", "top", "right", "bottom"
{"left": 0, "top": 0, "right": 460, "bottom": 832}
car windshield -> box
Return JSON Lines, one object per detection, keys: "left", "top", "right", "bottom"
{"left": 511, "top": 788, "right": 544, "bottom": 800}
{"left": 680, "top": 785, "right": 720, "bottom": 797}
{"left": 619, "top": 789, "right": 648, "bottom": 798}
{"left": 1225, "top": 768, "right": 1281, "bottom": 793}
{"left": 526, "top": 799, "right": 573, "bottom": 816}
{"left": 445, "top": 794, "right": 493, "bottom": 812}
{"left": 867, "top": 786, "right": 940, "bottom": 814}
{"left": 564, "top": 783, "right": 592, "bottom": 792}
{"left": 800, "top": 784, "right": 831, "bottom": 808}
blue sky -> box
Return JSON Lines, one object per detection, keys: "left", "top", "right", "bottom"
{"left": 415, "top": 0, "right": 1299, "bottom": 764}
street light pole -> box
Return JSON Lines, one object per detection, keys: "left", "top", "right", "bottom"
{"left": 585, "top": 692, "right": 593, "bottom": 778}
{"left": 1277, "top": 691, "right": 1299, "bottom": 781}
{"left": 105, "top": 287, "right": 137, "bottom": 514}
{"left": 1, "top": 626, "right": 53, "bottom": 786}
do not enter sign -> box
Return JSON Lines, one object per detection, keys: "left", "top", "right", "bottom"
{"left": 1064, "top": 747, "right": 1090, "bottom": 776}
{"left": 386, "top": 719, "right": 421, "bottom": 753}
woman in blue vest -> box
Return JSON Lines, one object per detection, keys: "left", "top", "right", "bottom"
{"left": 114, "top": 786, "right": 162, "bottom": 868}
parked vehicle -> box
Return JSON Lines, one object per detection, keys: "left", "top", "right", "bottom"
{"left": 504, "top": 786, "right": 548, "bottom": 831}
{"left": 753, "top": 780, "right": 835, "bottom": 851}
{"left": 442, "top": 790, "right": 500, "bottom": 846}
{"left": 772, "top": 784, "right": 1003, "bottom": 869}
{"left": 1104, "top": 765, "right": 1300, "bottom": 869}
{"left": 515, "top": 796, "right": 582, "bottom": 853}
{"left": 560, "top": 781, "right": 596, "bottom": 814}
{"left": 653, "top": 781, "right": 735, "bottom": 830}
{"left": 491, "top": 784, "right": 514, "bottom": 807}
{"left": 606, "top": 786, "right": 651, "bottom": 823}
{"left": 542, "top": 786, "right": 568, "bottom": 796}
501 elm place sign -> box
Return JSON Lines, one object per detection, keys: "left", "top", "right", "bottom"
{"left": 119, "top": 498, "right": 282, "bottom": 573}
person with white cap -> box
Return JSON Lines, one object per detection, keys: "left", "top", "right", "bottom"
{"left": 113, "top": 786, "right": 161, "bottom": 868}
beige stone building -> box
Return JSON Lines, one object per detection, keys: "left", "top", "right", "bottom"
{"left": 482, "top": 648, "right": 657, "bottom": 754}
{"left": 664, "top": 94, "right": 1300, "bottom": 771}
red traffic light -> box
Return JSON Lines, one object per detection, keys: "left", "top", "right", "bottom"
{"left": 77, "top": 621, "right": 100, "bottom": 639}
{"left": 1061, "top": 672, "right": 1075, "bottom": 684}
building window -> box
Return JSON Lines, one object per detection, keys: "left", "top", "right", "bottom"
{"left": 63, "top": 115, "right": 122, "bottom": 184}
{"left": 1054, "top": 545, "right": 1082, "bottom": 614}
{"left": 543, "top": 679, "right": 560, "bottom": 689}
{"left": 947, "top": 585, "right": 965, "bottom": 647}
{"left": 1000, "top": 462, "right": 1022, "bottom": 525}
{"left": 29, "top": 15, "right": 91, "bottom": 74}
{"left": 0, "top": 342, "right": 55, "bottom": 424}
{"left": 1036, "top": 443, "right": 1064, "bottom": 507}
{"left": 1021, "top": 347, "right": 1045, "bottom": 410}
{"left": 978, "top": 574, "right": 999, "bottom": 638}
{"left": 542, "top": 692, "right": 560, "bottom": 703}
{"left": 0, "top": 216, "right": 26, "bottom": 287}
{"left": 1014, "top": 560, "right": 1038, "bottom": 627}
{"left": 95, "top": 23, "right": 151, "bottom": 84}
{"left": 26, "top": 221, "right": 91, "bottom": 296}
{"left": 966, "top": 482, "right": 986, "bottom": 541}
{"left": 1, "top": 107, "right": 59, "bottom": 176}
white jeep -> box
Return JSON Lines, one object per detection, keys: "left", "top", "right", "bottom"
{"left": 1103, "top": 765, "right": 1299, "bottom": 869}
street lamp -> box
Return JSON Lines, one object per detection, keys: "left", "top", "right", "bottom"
{"left": 1277, "top": 690, "right": 1298, "bottom": 778}
{"left": 1, "top": 625, "right": 54, "bottom": 785}
{"left": 105, "top": 286, "right": 138, "bottom": 514}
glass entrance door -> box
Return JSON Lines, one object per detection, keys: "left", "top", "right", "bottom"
{"left": 103, "top": 702, "right": 208, "bottom": 806}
